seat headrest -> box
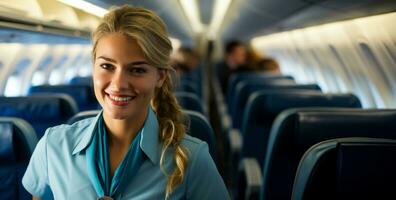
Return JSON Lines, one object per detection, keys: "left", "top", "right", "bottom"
{"left": 175, "top": 92, "right": 204, "bottom": 114}
{"left": 335, "top": 141, "right": 396, "bottom": 199}
{"left": 0, "top": 122, "right": 15, "bottom": 163}
{"left": 0, "top": 95, "right": 78, "bottom": 121}
{"left": 67, "top": 110, "right": 100, "bottom": 124}
{"left": 0, "top": 117, "right": 37, "bottom": 163}
{"left": 292, "top": 138, "right": 396, "bottom": 200}
{"left": 255, "top": 91, "right": 362, "bottom": 115}
{"left": 294, "top": 109, "right": 396, "bottom": 151}
{"left": 29, "top": 84, "right": 95, "bottom": 104}
{"left": 184, "top": 110, "right": 216, "bottom": 160}
{"left": 69, "top": 76, "right": 93, "bottom": 86}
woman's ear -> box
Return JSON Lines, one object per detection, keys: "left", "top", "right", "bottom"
{"left": 156, "top": 69, "right": 167, "bottom": 87}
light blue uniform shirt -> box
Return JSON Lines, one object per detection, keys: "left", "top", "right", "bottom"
{"left": 22, "top": 108, "right": 230, "bottom": 199}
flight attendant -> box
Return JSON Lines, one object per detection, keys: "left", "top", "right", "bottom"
{"left": 22, "top": 5, "right": 229, "bottom": 200}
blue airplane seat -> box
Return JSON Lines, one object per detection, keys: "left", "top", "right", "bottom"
{"left": 226, "top": 72, "right": 294, "bottom": 101}
{"left": 0, "top": 117, "right": 37, "bottom": 200}
{"left": 0, "top": 95, "right": 78, "bottom": 138}
{"left": 231, "top": 81, "right": 321, "bottom": 129}
{"left": 176, "top": 81, "right": 201, "bottom": 98}
{"left": 184, "top": 110, "right": 217, "bottom": 161}
{"left": 254, "top": 108, "right": 396, "bottom": 200}
{"left": 29, "top": 84, "right": 98, "bottom": 111}
{"left": 241, "top": 91, "right": 362, "bottom": 169}
{"left": 292, "top": 138, "right": 396, "bottom": 200}
{"left": 67, "top": 109, "right": 217, "bottom": 161}
{"left": 175, "top": 92, "right": 204, "bottom": 115}
{"left": 69, "top": 76, "right": 93, "bottom": 86}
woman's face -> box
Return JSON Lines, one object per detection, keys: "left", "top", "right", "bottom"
{"left": 93, "top": 33, "right": 166, "bottom": 120}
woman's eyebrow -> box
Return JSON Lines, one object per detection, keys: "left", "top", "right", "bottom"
{"left": 97, "top": 56, "right": 116, "bottom": 63}
{"left": 127, "top": 61, "right": 149, "bottom": 66}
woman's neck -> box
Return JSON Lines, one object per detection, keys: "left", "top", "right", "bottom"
{"left": 103, "top": 109, "right": 148, "bottom": 148}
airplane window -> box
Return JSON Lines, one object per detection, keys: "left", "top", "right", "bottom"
{"left": 31, "top": 56, "right": 53, "bottom": 86}
{"left": 384, "top": 44, "right": 396, "bottom": 65}
{"left": 49, "top": 55, "right": 69, "bottom": 85}
{"left": 359, "top": 43, "right": 391, "bottom": 108}
{"left": 4, "top": 58, "right": 32, "bottom": 96}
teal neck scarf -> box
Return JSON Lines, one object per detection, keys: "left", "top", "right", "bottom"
{"left": 86, "top": 112, "right": 145, "bottom": 198}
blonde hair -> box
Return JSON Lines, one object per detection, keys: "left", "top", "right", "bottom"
{"left": 92, "top": 5, "right": 188, "bottom": 199}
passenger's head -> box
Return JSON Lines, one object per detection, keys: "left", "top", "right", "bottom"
{"left": 257, "top": 58, "right": 281, "bottom": 74}
{"left": 171, "top": 46, "right": 199, "bottom": 74}
{"left": 225, "top": 40, "right": 247, "bottom": 67}
{"left": 91, "top": 5, "right": 187, "bottom": 198}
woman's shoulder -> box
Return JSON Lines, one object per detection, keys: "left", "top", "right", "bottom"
{"left": 180, "top": 134, "right": 206, "bottom": 152}
{"left": 43, "top": 117, "right": 96, "bottom": 146}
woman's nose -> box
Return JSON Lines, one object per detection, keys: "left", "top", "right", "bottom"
{"left": 111, "top": 70, "right": 129, "bottom": 90}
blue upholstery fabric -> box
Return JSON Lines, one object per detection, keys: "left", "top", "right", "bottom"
{"left": 260, "top": 108, "right": 396, "bottom": 200}
{"left": 29, "top": 84, "right": 98, "bottom": 111}
{"left": 0, "top": 95, "right": 78, "bottom": 138}
{"left": 184, "top": 110, "right": 217, "bottom": 161}
{"left": 176, "top": 92, "right": 204, "bottom": 114}
{"left": 0, "top": 117, "right": 37, "bottom": 200}
{"left": 69, "top": 76, "right": 93, "bottom": 86}
{"left": 241, "top": 91, "right": 362, "bottom": 168}
{"left": 67, "top": 110, "right": 217, "bottom": 161}
{"left": 176, "top": 81, "right": 201, "bottom": 98}
{"left": 226, "top": 72, "right": 294, "bottom": 101}
{"left": 292, "top": 138, "right": 396, "bottom": 200}
{"left": 231, "top": 82, "right": 321, "bottom": 128}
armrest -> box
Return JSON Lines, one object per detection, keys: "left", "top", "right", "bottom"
{"left": 239, "top": 158, "right": 263, "bottom": 200}
{"left": 228, "top": 128, "right": 242, "bottom": 153}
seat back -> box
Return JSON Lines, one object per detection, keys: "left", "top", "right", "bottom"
{"left": 175, "top": 92, "right": 204, "bottom": 114}
{"left": 0, "top": 117, "right": 37, "bottom": 200}
{"left": 184, "top": 110, "right": 216, "bottom": 160}
{"left": 292, "top": 138, "right": 396, "bottom": 200}
{"left": 226, "top": 72, "right": 295, "bottom": 99}
{"left": 261, "top": 108, "right": 396, "bottom": 200}
{"left": 226, "top": 76, "right": 296, "bottom": 105}
{"left": 29, "top": 84, "right": 98, "bottom": 111}
{"left": 232, "top": 82, "right": 321, "bottom": 128}
{"left": 242, "top": 91, "right": 362, "bottom": 168}
{"left": 0, "top": 95, "right": 78, "bottom": 138}
{"left": 69, "top": 76, "right": 93, "bottom": 86}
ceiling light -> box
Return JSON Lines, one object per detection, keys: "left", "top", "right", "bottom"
{"left": 57, "top": 0, "right": 108, "bottom": 18}
{"left": 179, "top": 0, "right": 203, "bottom": 33}
{"left": 207, "top": 0, "right": 232, "bottom": 39}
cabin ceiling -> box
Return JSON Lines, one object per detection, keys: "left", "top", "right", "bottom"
{"left": 86, "top": 0, "right": 396, "bottom": 45}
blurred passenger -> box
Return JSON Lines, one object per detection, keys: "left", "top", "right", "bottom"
{"left": 256, "top": 57, "right": 281, "bottom": 74}
{"left": 171, "top": 46, "right": 200, "bottom": 75}
{"left": 216, "top": 40, "right": 247, "bottom": 93}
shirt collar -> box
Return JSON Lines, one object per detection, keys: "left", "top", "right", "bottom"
{"left": 72, "top": 107, "right": 160, "bottom": 165}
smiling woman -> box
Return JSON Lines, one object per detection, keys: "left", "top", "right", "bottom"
{"left": 22, "top": 5, "right": 229, "bottom": 200}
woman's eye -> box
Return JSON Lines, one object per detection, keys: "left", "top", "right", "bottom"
{"left": 100, "top": 63, "right": 114, "bottom": 70}
{"left": 130, "top": 67, "right": 146, "bottom": 74}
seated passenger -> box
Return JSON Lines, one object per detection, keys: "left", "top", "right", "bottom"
{"left": 216, "top": 40, "right": 247, "bottom": 93}
{"left": 256, "top": 57, "right": 281, "bottom": 74}
{"left": 172, "top": 46, "right": 200, "bottom": 75}
{"left": 22, "top": 5, "right": 229, "bottom": 200}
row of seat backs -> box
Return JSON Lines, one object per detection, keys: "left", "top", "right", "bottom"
{"left": 68, "top": 109, "right": 217, "bottom": 161}
{"left": 0, "top": 117, "right": 37, "bottom": 200}
{"left": 29, "top": 84, "right": 99, "bottom": 111}
{"left": 292, "top": 137, "right": 396, "bottom": 200}
{"left": 226, "top": 72, "right": 294, "bottom": 101}
{"left": 0, "top": 95, "right": 78, "bottom": 138}
{"left": 260, "top": 108, "right": 396, "bottom": 200}
{"left": 241, "top": 90, "right": 362, "bottom": 168}
{"left": 175, "top": 92, "right": 205, "bottom": 115}
{"left": 231, "top": 81, "right": 322, "bottom": 128}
